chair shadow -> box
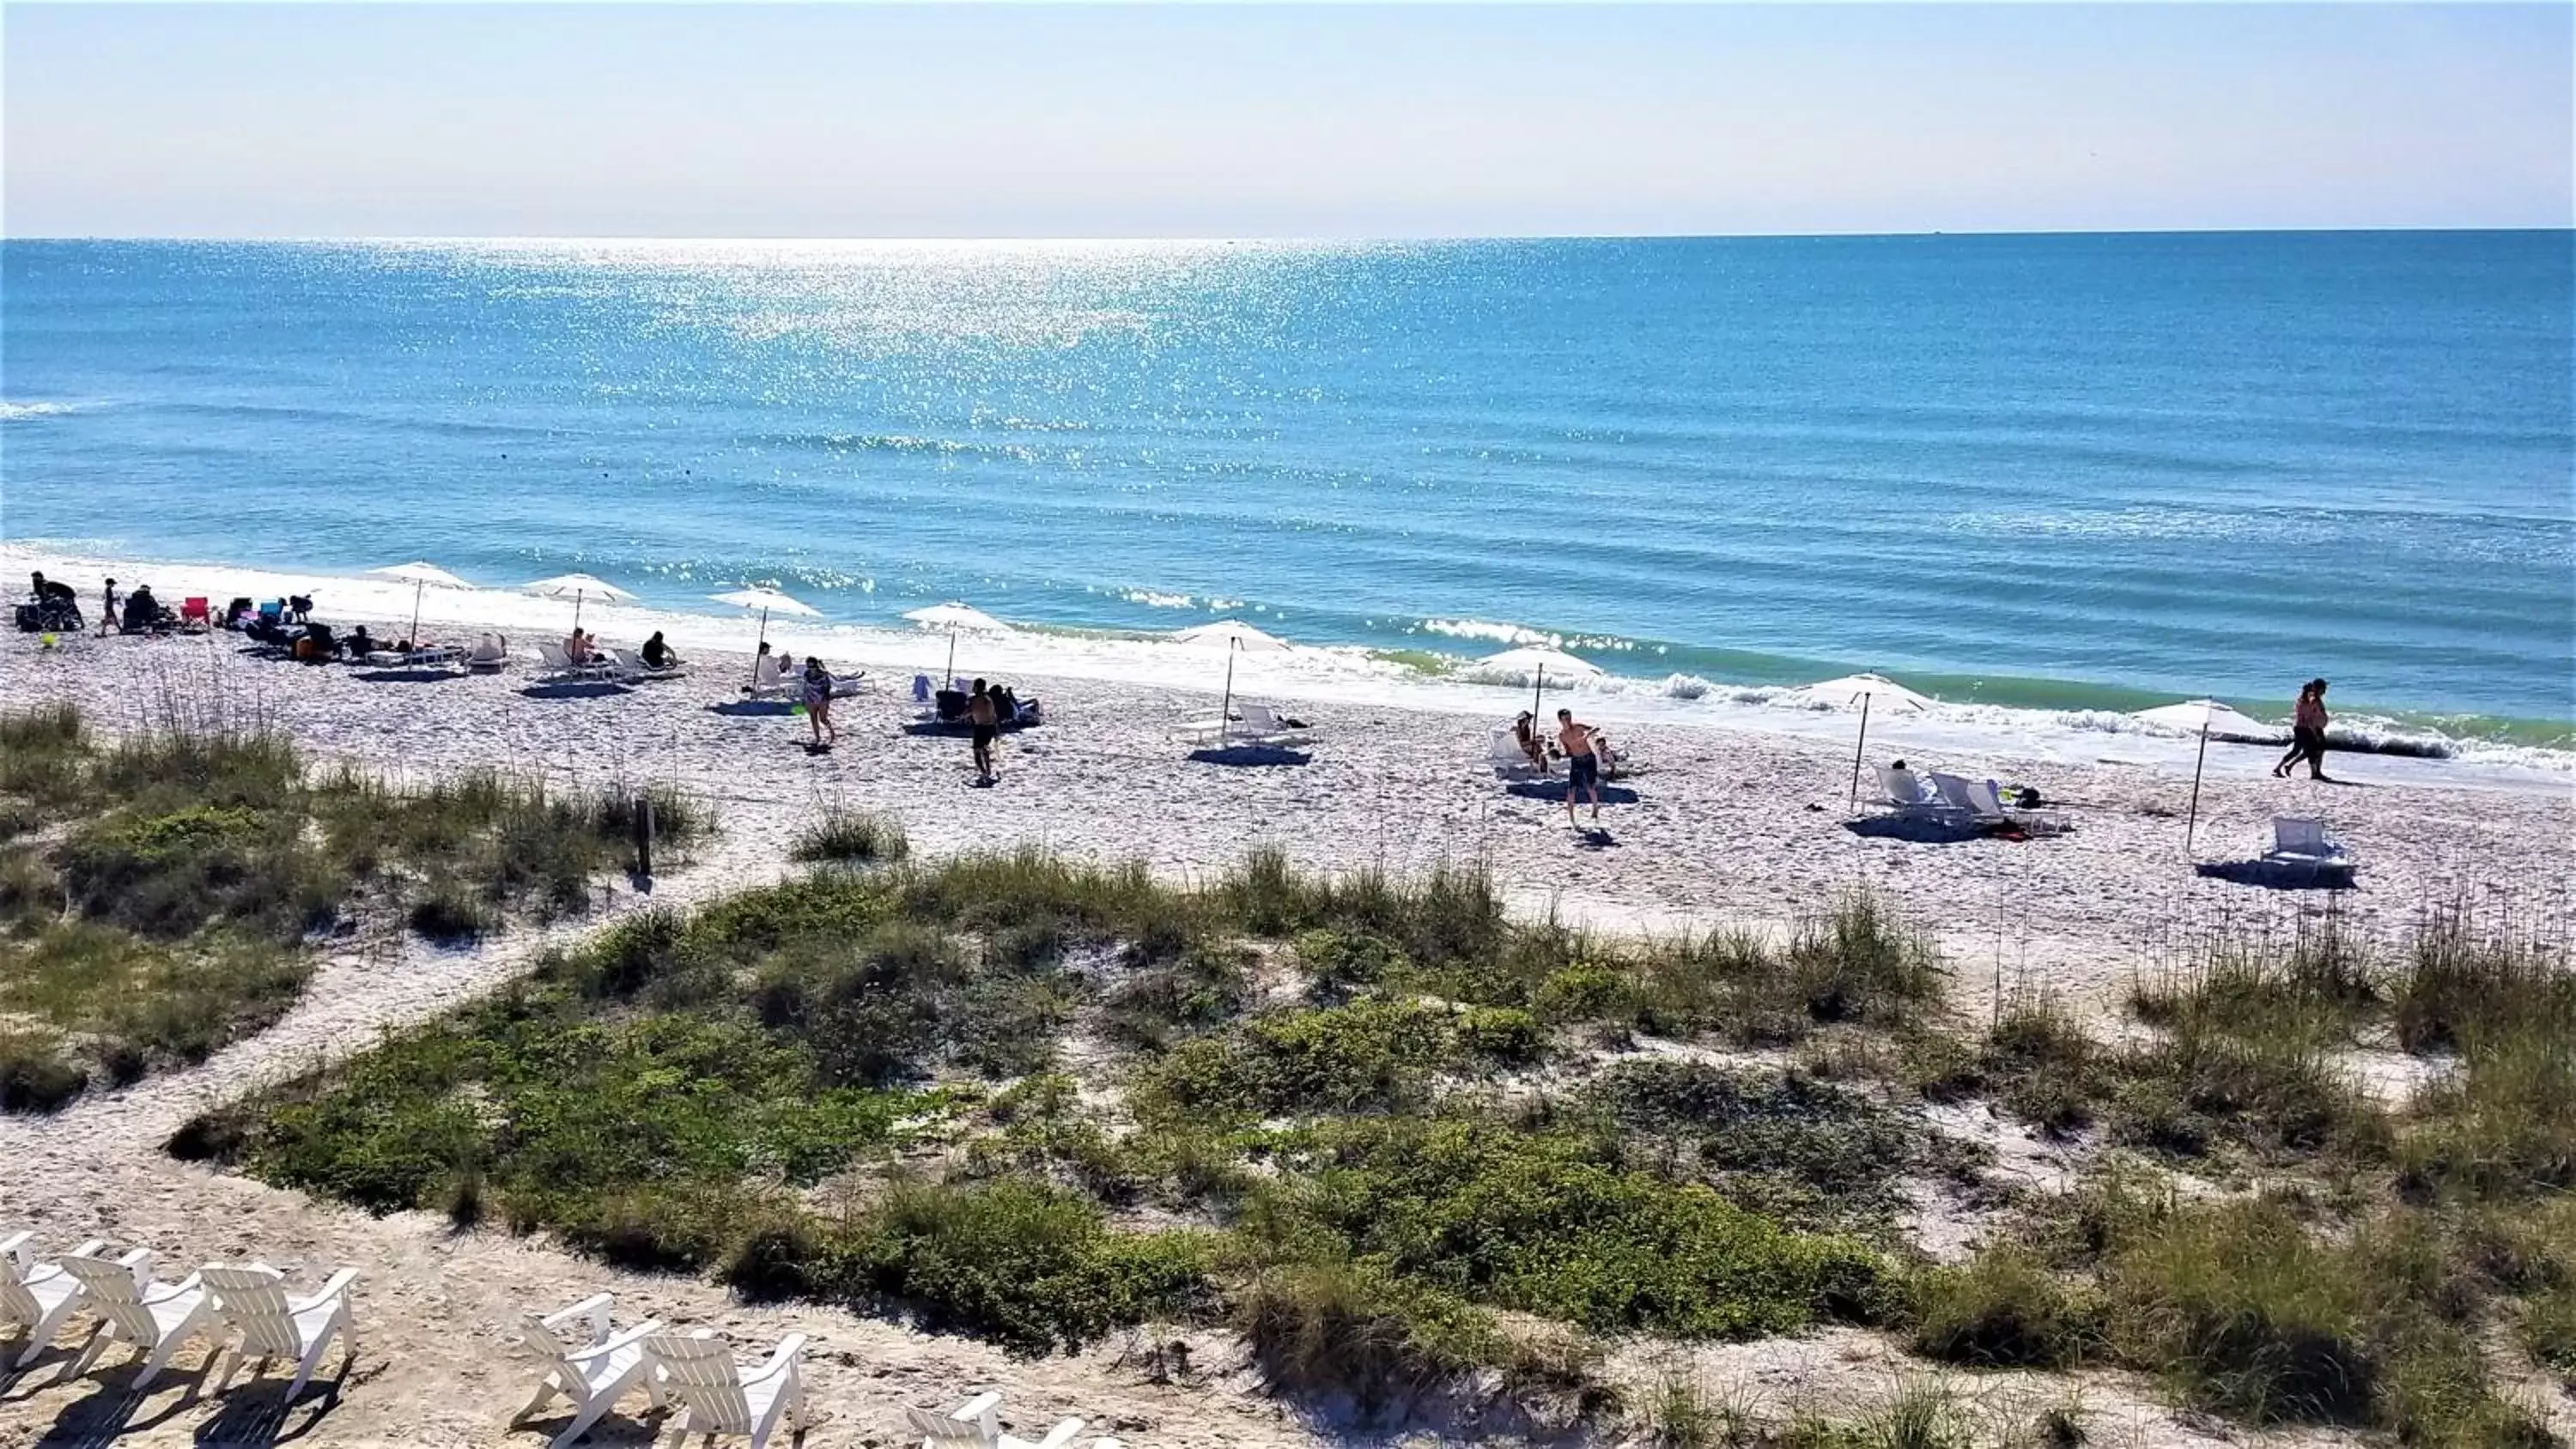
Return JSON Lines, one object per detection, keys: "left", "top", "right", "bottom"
{"left": 190, "top": 1372, "right": 353, "bottom": 1448}
{"left": 1842, "top": 815, "right": 1978, "bottom": 844}
{"left": 1187, "top": 744, "right": 1313, "bottom": 767}
{"left": 1503, "top": 781, "right": 1639, "bottom": 805}
{"left": 29, "top": 1354, "right": 212, "bottom": 1447}
{"left": 708, "top": 699, "right": 797, "bottom": 717}
{"left": 349, "top": 669, "right": 464, "bottom": 685}
{"left": 519, "top": 682, "right": 632, "bottom": 701}
{"left": 2193, "top": 859, "right": 2358, "bottom": 892}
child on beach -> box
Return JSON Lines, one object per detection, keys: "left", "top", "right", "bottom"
{"left": 1513, "top": 711, "right": 1549, "bottom": 773}
{"left": 2275, "top": 679, "right": 2333, "bottom": 781}
{"left": 803, "top": 656, "right": 839, "bottom": 749}
{"left": 1557, "top": 707, "right": 1604, "bottom": 825}
{"left": 98, "top": 579, "right": 120, "bottom": 636}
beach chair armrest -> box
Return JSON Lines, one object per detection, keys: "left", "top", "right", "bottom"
{"left": 748, "top": 1333, "right": 806, "bottom": 1381}
{"left": 0, "top": 1232, "right": 30, "bottom": 1271}
{"left": 117, "top": 1246, "right": 158, "bottom": 1279}
{"left": 145, "top": 1270, "right": 203, "bottom": 1304}
{"left": 568, "top": 1319, "right": 664, "bottom": 1365}
{"left": 291, "top": 1267, "right": 359, "bottom": 1312}
{"left": 542, "top": 1293, "right": 617, "bottom": 1342}
{"left": 1030, "top": 1417, "right": 1087, "bottom": 1449}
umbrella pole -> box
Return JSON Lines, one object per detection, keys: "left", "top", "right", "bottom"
{"left": 1218, "top": 642, "right": 1237, "bottom": 746}
{"left": 2183, "top": 707, "right": 2214, "bottom": 858}
{"left": 573, "top": 590, "right": 584, "bottom": 633}
{"left": 945, "top": 627, "right": 957, "bottom": 690}
{"left": 1846, "top": 691, "right": 1873, "bottom": 809}
{"left": 1531, "top": 663, "right": 1545, "bottom": 721}
{"left": 409, "top": 580, "right": 424, "bottom": 647}
{"left": 750, "top": 607, "right": 769, "bottom": 688}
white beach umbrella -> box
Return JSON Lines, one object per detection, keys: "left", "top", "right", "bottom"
{"left": 710, "top": 586, "right": 822, "bottom": 682}
{"left": 523, "top": 573, "right": 637, "bottom": 631}
{"left": 367, "top": 561, "right": 475, "bottom": 644}
{"left": 1789, "top": 672, "right": 1934, "bottom": 714}
{"left": 1467, "top": 646, "right": 1605, "bottom": 719}
{"left": 904, "top": 601, "right": 1013, "bottom": 683}
{"left": 1172, "top": 618, "right": 1290, "bottom": 652}
{"left": 2134, "top": 700, "right": 2277, "bottom": 741}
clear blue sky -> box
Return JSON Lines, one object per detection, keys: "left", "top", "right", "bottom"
{"left": 6, "top": 3, "right": 2568, "bottom": 238}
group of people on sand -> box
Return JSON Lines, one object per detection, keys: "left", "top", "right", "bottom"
{"left": 2275, "top": 677, "right": 2336, "bottom": 782}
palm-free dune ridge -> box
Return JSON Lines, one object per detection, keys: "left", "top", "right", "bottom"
{"left": 2, "top": 591, "right": 2572, "bottom": 1447}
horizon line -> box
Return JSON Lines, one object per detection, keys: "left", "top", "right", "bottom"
{"left": 7, "top": 223, "right": 2573, "bottom": 246}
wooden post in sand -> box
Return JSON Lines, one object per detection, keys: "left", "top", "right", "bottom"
{"left": 632, "top": 792, "right": 654, "bottom": 878}
{"left": 1845, "top": 690, "right": 1874, "bottom": 809}
{"left": 1530, "top": 663, "right": 1546, "bottom": 723}
{"left": 1217, "top": 640, "right": 1238, "bottom": 747}
{"left": 2183, "top": 706, "right": 2214, "bottom": 857}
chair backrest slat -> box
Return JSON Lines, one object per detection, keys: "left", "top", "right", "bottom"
{"left": 648, "top": 1335, "right": 750, "bottom": 1428}
{"left": 61, "top": 1257, "right": 156, "bottom": 1343}
{"left": 203, "top": 1265, "right": 300, "bottom": 1356}
{"left": 0, "top": 1249, "right": 40, "bottom": 1324}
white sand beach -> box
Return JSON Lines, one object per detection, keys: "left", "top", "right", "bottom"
{"left": 2, "top": 550, "right": 2570, "bottom": 1447}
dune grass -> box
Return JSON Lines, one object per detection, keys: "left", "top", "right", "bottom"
{"left": 0, "top": 703, "right": 708, "bottom": 1108}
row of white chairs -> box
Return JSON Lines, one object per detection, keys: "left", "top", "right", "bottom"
{"left": 520, "top": 1290, "right": 1115, "bottom": 1449}
{"left": 1, "top": 1233, "right": 355, "bottom": 1403}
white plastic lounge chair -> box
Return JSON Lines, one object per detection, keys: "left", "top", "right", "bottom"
{"left": 607, "top": 647, "right": 684, "bottom": 682}
{"left": 2, "top": 1232, "right": 106, "bottom": 1367}
{"left": 1926, "top": 772, "right": 2004, "bottom": 825}
{"left": 1959, "top": 777, "right": 2072, "bottom": 834}
{"left": 1869, "top": 767, "right": 1967, "bottom": 825}
{"left": 58, "top": 1250, "right": 217, "bottom": 1389}
{"left": 1489, "top": 726, "right": 1549, "bottom": 779}
{"left": 645, "top": 1330, "right": 805, "bottom": 1449}
{"left": 513, "top": 1293, "right": 665, "bottom": 1448}
{"left": 467, "top": 634, "right": 510, "bottom": 673}
{"left": 2263, "top": 815, "right": 2358, "bottom": 878}
{"left": 910, "top": 1391, "right": 1004, "bottom": 1449}
{"left": 536, "top": 641, "right": 617, "bottom": 682}
{"left": 200, "top": 1263, "right": 357, "bottom": 1403}
{"left": 1236, "top": 703, "right": 1315, "bottom": 744}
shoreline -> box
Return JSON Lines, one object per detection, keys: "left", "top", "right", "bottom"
{"left": 9, "top": 543, "right": 2570, "bottom": 793}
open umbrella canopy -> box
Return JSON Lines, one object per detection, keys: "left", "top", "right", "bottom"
{"left": 708, "top": 587, "right": 822, "bottom": 618}
{"left": 523, "top": 573, "right": 638, "bottom": 603}
{"left": 902, "top": 602, "right": 1011, "bottom": 634}
{"left": 368, "top": 561, "right": 475, "bottom": 591}
{"left": 1466, "top": 646, "right": 1602, "bottom": 684}
{"left": 1172, "top": 619, "right": 1290, "bottom": 652}
{"left": 1783, "top": 672, "right": 1934, "bottom": 712}
{"left": 2134, "top": 700, "right": 2280, "bottom": 740}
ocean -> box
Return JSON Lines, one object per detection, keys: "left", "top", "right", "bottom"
{"left": 3, "top": 233, "right": 2570, "bottom": 751}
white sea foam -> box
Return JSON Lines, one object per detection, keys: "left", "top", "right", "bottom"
{"left": 1415, "top": 617, "right": 1558, "bottom": 646}
{"left": 0, "top": 401, "right": 81, "bottom": 420}
{"left": 1116, "top": 589, "right": 1198, "bottom": 609}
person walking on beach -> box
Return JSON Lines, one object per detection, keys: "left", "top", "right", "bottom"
{"left": 802, "top": 655, "right": 839, "bottom": 750}
{"left": 2275, "top": 678, "right": 2333, "bottom": 781}
{"left": 968, "top": 677, "right": 999, "bottom": 784}
{"left": 1557, "top": 707, "right": 1603, "bottom": 825}
{"left": 98, "top": 579, "right": 121, "bottom": 637}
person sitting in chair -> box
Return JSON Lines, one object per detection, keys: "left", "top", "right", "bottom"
{"left": 1512, "top": 711, "right": 1550, "bottom": 772}
{"left": 641, "top": 631, "right": 682, "bottom": 670}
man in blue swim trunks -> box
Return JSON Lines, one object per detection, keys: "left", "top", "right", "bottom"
{"left": 1556, "top": 707, "right": 1603, "bottom": 826}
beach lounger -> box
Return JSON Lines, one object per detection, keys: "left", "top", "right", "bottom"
{"left": 1489, "top": 725, "right": 1550, "bottom": 779}
{"left": 1871, "top": 766, "right": 1968, "bottom": 824}
{"left": 645, "top": 1330, "right": 806, "bottom": 1449}
{"left": 2263, "top": 815, "right": 2358, "bottom": 880}
{"left": 910, "top": 1391, "right": 1005, "bottom": 1449}
{"left": 606, "top": 646, "right": 684, "bottom": 682}
{"left": 2, "top": 1232, "right": 107, "bottom": 1367}
{"left": 199, "top": 1262, "right": 358, "bottom": 1404}
{"left": 513, "top": 1293, "right": 666, "bottom": 1449}
{"left": 536, "top": 640, "right": 618, "bottom": 682}
{"left": 467, "top": 634, "right": 509, "bottom": 673}
{"left": 58, "top": 1248, "right": 219, "bottom": 1389}
{"left": 1959, "top": 777, "right": 2072, "bottom": 834}
{"left": 1181, "top": 700, "right": 1311, "bottom": 748}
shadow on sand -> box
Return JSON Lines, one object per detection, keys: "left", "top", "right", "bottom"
{"left": 349, "top": 668, "right": 464, "bottom": 685}
{"left": 1841, "top": 815, "right": 1980, "bottom": 845}
{"left": 706, "top": 699, "right": 797, "bottom": 718}
{"left": 519, "top": 682, "right": 632, "bottom": 701}
{"left": 1504, "top": 781, "right": 1639, "bottom": 806}
{"left": 1188, "top": 743, "right": 1312, "bottom": 768}
{"left": 2194, "top": 859, "right": 2359, "bottom": 892}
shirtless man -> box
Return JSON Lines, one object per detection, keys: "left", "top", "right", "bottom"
{"left": 1556, "top": 707, "right": 1602, "bottom": 825}
{"left": 968, "top": 677, "right": 1000, "bottom": 784}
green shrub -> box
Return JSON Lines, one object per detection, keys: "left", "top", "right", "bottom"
{"left": 1534, "top": 964, "right": 1634, "bottom": 1025}
{"left": 61, "top": 803, "right": 336, "bottom": 940}
{"left": 0, "top": 1028, "right": 85, "bottom": 1113}
{"left": 1583, "top": 1059, "right": 1941, "bottom": 1221}
{"left": 847, "top": 1176, "right": 1212, "bottom": 1355}
{"left": 1139, "top": 1001, "right": 1458, "bottom": 1120}
{"left": 1294, "top": 929, "right": 1403, "bottom": 1001}
{"left": 1909, "top": 1246, "right": 2093, "bottom": 1367}
{"left": 1103, "top": 942, "right": 1252, "bottom": 1049}
{"left": 1454, "top": 1006, "right": 1547, "bottom": 1067}
{"left": 1235, "top": 1260, "right": 1504, "bottom": 1419}
{"left": 792, "top": 806, "right": 910, "bottom": 864}
{"left": 409, "top": 889, "right": 493, "bottom": 943}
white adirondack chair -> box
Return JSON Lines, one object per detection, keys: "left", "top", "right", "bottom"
{"left": 909, "top": 1391, "right": 1003, "bottom": 1449}
{"left": 513, "top": 1293, "right": 666, "bottom": 1448}
{"left": 198, "top": 1262, "right": 358, "bottom": 1403}
{"left": 58, "top": 1250, "right": 217, "bottom": 1389}
{"left": 1003, "top": 1418, "right": 1087, "bottom": 1449}
{"left": 1, "top": 1232, "right": 106, "bottom": 1367}
{"left": 644, "top": 1331, "right": 805, "bottom": 1449}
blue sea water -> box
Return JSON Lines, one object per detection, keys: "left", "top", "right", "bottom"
{"left": 3, "top": 233, "right": 2570, "bottom": 738}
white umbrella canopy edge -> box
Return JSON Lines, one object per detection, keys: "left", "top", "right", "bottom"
{"left": 367, "top": 561, "right": 476, "bottom": 643}
{"left": 902, "top": 601, "right": 1012, "bottom": 634}
{"left": 2134, "top": 700, "right": 2281, "bottom": 739}
{"left": 1785, "top": 672, "right": 1935, "bottom": 713}
{"left": 1172, "top": 618, "right": 1291, "bottom": 652}
{"left": 523, "top": 573, "right": 638, "bottom": 630}
{"left": 1467, "top": 646, "right": 1604, "bottom": 682}
{"left": 708, "top": 586, "right": 823, "bottom": 682}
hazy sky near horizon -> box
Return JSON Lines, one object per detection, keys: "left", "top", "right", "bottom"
{"left": 6, "top": 3, "right": 2569, "bottom": 238}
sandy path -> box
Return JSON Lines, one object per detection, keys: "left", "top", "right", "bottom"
{"left": 3, "top": 632, "right": 2567, "bottom": 1446}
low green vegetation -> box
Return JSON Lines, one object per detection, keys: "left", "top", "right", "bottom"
{"left": 0, "top": 703, "right": 704, "bottom": 1109}
{"left": 154, "top": 810, "right": 2572, "bottom": 1442}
